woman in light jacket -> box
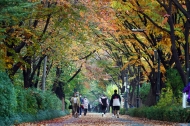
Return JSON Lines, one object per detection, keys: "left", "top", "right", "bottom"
{"left": 83, "top": 96, "right": 89, "bottom": 116}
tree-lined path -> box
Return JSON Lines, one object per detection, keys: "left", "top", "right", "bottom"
{"left": 1, "top": 0, "right": 190, "bottom": 125}
{"left": 18, "top": 113, "right": 180, "bottom": 126}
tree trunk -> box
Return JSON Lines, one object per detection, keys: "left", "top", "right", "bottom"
{"left": 167, "top": 2, "right": 186, "bottom": 86}
{"left": 129, "top": 79, "right": 138, "bottom": 107}
{"left": 52, "top": 67, "right": 65, "bottom": 110}
{"left": 23, "top": 57, "right": 32, "bottom": 88}
{"left": 34, "top": 65, "right": 41, "bottom": 88}
{"left": 62, "top": 97, "right": 65, "bottom": 111}
{"left": 42, "top": 56, "right": 47, "bottom": 92}
{"left": 23, "top": 69, "right": 31, "bottom": 88}
{"left": 144, "top": 83, "right": 157, "bottom": 106}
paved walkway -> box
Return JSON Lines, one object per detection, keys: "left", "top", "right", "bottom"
{"left": 18, "top": 113, "right": 189, "bottom": 126}
{"left": 46, "top": 113, "right": 145, "bottom": 126}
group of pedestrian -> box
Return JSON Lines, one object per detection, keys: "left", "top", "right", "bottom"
{"left": 99, "top": 89, "right": 121, "bottom": 118}
{"left": 70, "top": 93, "right": 89, "bottom": 118}
{"left": 70, "top": 89, "right": 121, "bottom": 118}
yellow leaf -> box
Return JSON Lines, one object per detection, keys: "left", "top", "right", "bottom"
{"left": 80, "top": 11, "right": 85, "bottom": 18}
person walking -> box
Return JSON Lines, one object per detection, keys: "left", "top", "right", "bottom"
{"left": 70, "top": 93, "right": 80, "bottom": 118}
{"left": 83, "top": 96, "right": 89, "bottom": 116}
{"left": 79, "top": 94, "right": 83, "bottom": 117}
{"left": 75, "top": 92, "right": 81, "bottom": 117}
{"left": 109, "top": 100, "right": 114, "bottom": 117}
{"left": 99, "top": 94, "right": 109, "bottom": 117}
{"left": 110, "top": 90, "right": 121, "bottom": 118}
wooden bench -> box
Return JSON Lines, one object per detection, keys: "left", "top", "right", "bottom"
{"left": 182, "top": 93, "right": 190, "bottom": 108}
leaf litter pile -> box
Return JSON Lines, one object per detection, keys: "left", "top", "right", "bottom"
{"left": 17, "top": 113, "right": 182, "bottom": 126}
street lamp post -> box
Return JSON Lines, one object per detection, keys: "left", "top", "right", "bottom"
{"left": 136, "top": 49, "right": 140, "bottom": 108}
{"left": 155, "top": 36, "right": 162, "bottom": 102}
{"left": 124, "top": 76, "right": 129, "bottom": 110}
{"left": 131, "top": 28, "right": 144, "bottom": 108}
{"left": 137, "top": 64, "right": 140, "bottom": 108}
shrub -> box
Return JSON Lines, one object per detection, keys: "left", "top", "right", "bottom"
{"left": 0, "top": 86, "right": 68, "bottom": 125}
{"left": 0, "top": 71, "right": 17, "bottom": 117}
{"left": 126, "top": 108, "right": 136, "bottom": 116}
{"left": 166, "top": 68, "right": 183, "bottom": 99}
{"left": 0, "top": 72, "right": 67, "bottom": 125}
{"left": 127, "top": 105, "right": 190, "bottom": 123}
{"left": 179, "top": 108, "right": 190, "bottom": 122}
{"left": 65, "top": 98, "right": 71, "bottom": 110}
{"left": 139, "top": 83, "right": 150, "bottom": 102}
{"left": 15, "top": 86, "right": 63, "bottom": 114}
{"left": 156, "top": 87, "right": 176, "bottom": 108}
{"left": 120, "top": 108, "right": 127, "bottom": 115}
{"left": 43, "top": 90, "right": 62, "bottom": 110}
{"left": 15, "top": 86, "right": 26, "bottom": 113}
{"left": 136, "top": 107, "right": 146, "bottom": 118}
{"left": 0, "top": 109, "right": 70, "bottom": 125}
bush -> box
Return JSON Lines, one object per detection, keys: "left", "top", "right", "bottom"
{"left": 0, "top": 71, "right": 68, "bottom": 125}
{"left": 127, "top": 105, "right": 190, "bottom": 123}
{"left": 35, "top": 110, "right": 69, "bottom": 121}
{"left": 120, "top": 108, "right": 127, "bottom": 115}
{"left": 139, "top": 83, "right": 150, "bottom": 102}
{"left": 0, "top": 110, "right": 70, "bottom": 126}
{"left": 0, "top": 71, "right": 17, "bottom": 117}
{"left": 24, "top": 88, "right": 39, "bottom": 114}
{"left": 179, "top": 108, "right": 190, "bottom": 122}
{"left": 156, "top": 87, "right": 180, "bottom": 108}
{"left": 15, "top": 86, "right": 26, "bottom": 113}
{"left": 15, "top": 86, "right": 63, "bottom": 115}
{"left": 43, "top": 90, "right": 62, "bottom": 110}
{"left": 127, "top": 108, "right": 136, "bottom": 116}
{"left": 65, "top": 98, "right": 71, "bottom": 110}
{"left": 136, "top": 107, "right": 146, "bottom": 118}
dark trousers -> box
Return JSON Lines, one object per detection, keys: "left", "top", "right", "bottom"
{"left": 101, "top": 105, "right": 107, "bottom": 114}
{"left": 79, "top": 106, "right": 83, "bottom": 115}
{"left": 84, "top": 108, "right": 87, "bottom": 116}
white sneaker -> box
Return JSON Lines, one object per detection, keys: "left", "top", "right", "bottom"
{"left": 79, "top": 115, "right": 81, "bottom": 117}
{"left": 103, "top": 114, "right": 105, "bottom": 117}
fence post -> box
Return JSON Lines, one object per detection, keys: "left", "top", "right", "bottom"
{"left": 182, "top": 93, "right": 187, "bottom": 108}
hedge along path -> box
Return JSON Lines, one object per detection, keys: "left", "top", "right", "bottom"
{"left": 17, "top": 113, "right": 180, "bottom": 126}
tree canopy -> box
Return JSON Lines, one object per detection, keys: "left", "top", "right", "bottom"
{"left": 0, "top": 0, "right": 189, "bottom": 107}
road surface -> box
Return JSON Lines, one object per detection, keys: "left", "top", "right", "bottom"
{"left": 17, "top": 112, "right": 188, "bottom": 126}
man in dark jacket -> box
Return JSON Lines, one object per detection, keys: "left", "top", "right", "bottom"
{"left": 110, "top": 90, "right": 121, "bottom": 118}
